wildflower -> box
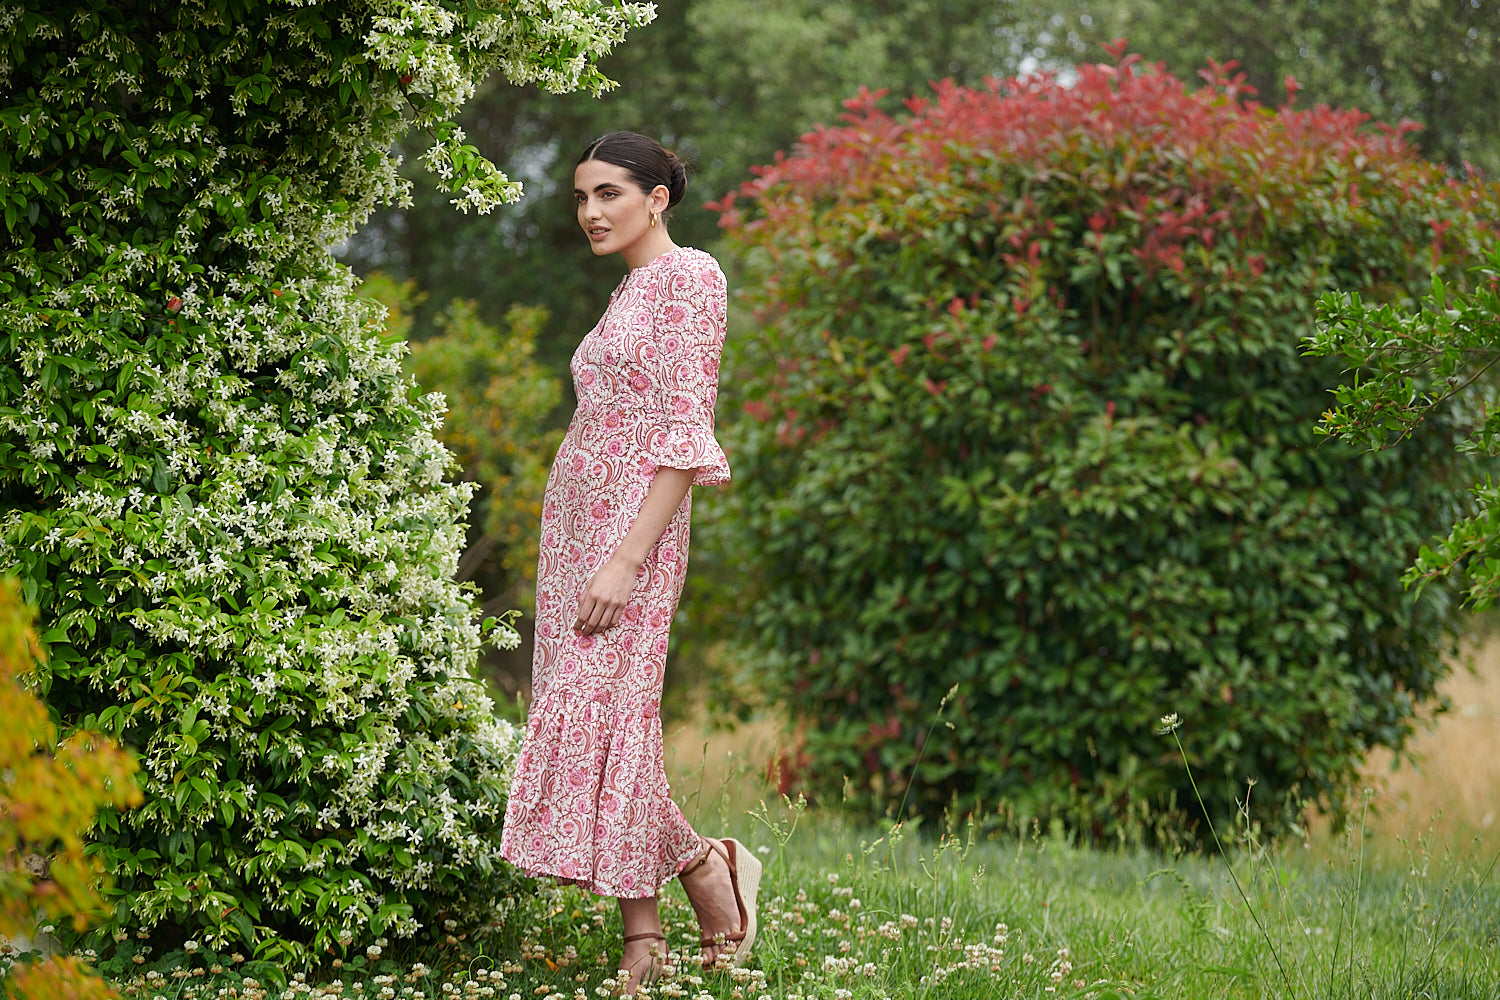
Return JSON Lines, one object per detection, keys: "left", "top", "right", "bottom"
{"left": 1156, "top": 712, "right": 1181, "bottom": 734}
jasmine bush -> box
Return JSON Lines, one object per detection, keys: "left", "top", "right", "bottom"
{"left": 0, "top": 0, "right": 652, "bottom": 966}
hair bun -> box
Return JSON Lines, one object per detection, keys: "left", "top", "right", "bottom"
{"left": 578, "top": 131, "right": 689, "bottom": 213}
{"left": 665, "top": 151, "right": 688, "bottom": 208}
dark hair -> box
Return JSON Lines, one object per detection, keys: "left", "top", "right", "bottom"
{"left": 577, "top": 131, "right": 688, "bottom": 209}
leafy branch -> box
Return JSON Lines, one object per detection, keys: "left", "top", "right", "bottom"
{"left": 1307, "top": 246, "right": 1500, "bottom": 608}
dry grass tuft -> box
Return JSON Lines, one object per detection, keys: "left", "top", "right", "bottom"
{"left": 1357, "top": 630, "right": 1500, "bottom": 845}
{"left": 672, "top": 630, "right": 1500, "bottom": 853}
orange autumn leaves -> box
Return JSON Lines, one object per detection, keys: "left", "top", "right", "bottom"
{"left": 1, "top": 580, "right": 141, "bottom": 999}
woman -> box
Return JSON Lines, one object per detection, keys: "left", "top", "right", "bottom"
{"left": 498, "top": 132, "right": 758, "bottom": 993}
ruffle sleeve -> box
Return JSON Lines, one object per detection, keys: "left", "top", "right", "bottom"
{"left": 643, "top": 251, "right": 731, "bottom": 486}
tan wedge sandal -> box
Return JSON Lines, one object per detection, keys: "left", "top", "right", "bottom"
{"left": 680, "top": 836, "right": 762, "bottom": 967}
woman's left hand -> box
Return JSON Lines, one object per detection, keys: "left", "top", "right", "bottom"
{"left": 575, "top": 557, "right": 640, "bottom": 635}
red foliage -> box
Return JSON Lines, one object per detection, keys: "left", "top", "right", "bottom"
{"left": 715, "top": 46, "right": 1464, "bottom": 260}
{"left": 741, "top": 399, "right": 771, "bottom": 423}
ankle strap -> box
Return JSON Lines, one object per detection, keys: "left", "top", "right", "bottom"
{"left": 623, "top": 932, "right": 666, "bottom": 943}
{"left": 678, "top": 836, "right": 720, "bottom": 878}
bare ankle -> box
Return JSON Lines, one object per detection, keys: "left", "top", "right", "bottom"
{"left": 678, "top": 837, "right": 716, "bottom": 882}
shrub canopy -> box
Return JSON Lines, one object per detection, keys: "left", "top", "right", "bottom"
{"left": 0, "top": 0, "right": 651, "bottom": 964}
{"left": 711, "top": 50, "right": 1500, "bottom": 836}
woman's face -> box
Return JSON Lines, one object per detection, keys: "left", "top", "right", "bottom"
{"left": 573, "top": 159, "right": 667, "bottom": 261}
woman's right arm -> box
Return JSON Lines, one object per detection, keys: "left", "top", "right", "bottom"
{"left": 572, "top": 465, "right": 696, "bottom": 636}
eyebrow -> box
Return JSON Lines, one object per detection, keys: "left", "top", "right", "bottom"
{"left": 573, "top": 182, "right": 625, "bottom": 195}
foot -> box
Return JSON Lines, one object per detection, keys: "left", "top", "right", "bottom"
{"left": 677, "top": 838, "right": 745, "bottom": 968}
{"left": 618, "top": 933, "right": 669, "bottom": 996}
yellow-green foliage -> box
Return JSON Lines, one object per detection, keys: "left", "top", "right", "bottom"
{"left": 0, "top": 578, "right": 141, "bottom": 999}
{"left": 360, "top": 275, "right": 562, "bottom": 613}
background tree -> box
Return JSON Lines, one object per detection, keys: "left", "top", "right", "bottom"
{"left": 339, "top": 2, "right": 1500, "bottom": 665}
{"left": 339, "top": 0, "right": 1041, "bottom": 371}
{"left": 707, "top": 51, "right": 1499, "bottom": 837}
{"left": 1074, "top": 0, "right": 1500, "bottom": 176}
{"left": 356, "top": 276, "right": 562, "bottom": 695}
{"left": 0, "top": 0, "right": 650, "bottom": 965}
{"left": 343, "top": 1, "right": 1500, "bottom": 376}
{"left": 1308, "top": 247, "right": 1500, "bottom": 610}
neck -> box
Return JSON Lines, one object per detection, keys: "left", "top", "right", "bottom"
{"left": 623, "top": 230, "right": 679, "bottom": 270}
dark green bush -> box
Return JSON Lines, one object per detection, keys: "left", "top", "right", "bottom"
{"left": 708, "top": 54, "right": 1500, "bottom": 837}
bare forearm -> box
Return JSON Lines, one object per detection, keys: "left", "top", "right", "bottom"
{"left": 613, "top": 466, "right": 695, "bottom": 569}
{"left": 573, "top": 466, "right": 695, "bottom": 635}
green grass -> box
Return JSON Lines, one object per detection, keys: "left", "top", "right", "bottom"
{"left": 97, "top": 796, "right": 1500, "bottom": 1000}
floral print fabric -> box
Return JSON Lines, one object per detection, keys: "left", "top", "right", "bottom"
{"left": 499, "top": 247, "right": 729, "bottom": 897}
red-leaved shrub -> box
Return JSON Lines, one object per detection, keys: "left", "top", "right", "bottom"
{"left": 706, "top": 47, "right": 1499, "bottom": 837}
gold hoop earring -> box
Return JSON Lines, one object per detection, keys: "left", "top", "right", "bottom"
{"left": 650, "top": 212, "right": 659, "bottom": 229}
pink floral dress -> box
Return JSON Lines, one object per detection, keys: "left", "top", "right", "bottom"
{"left": 499, "top": 247, "right": 730, "bottom": 898}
